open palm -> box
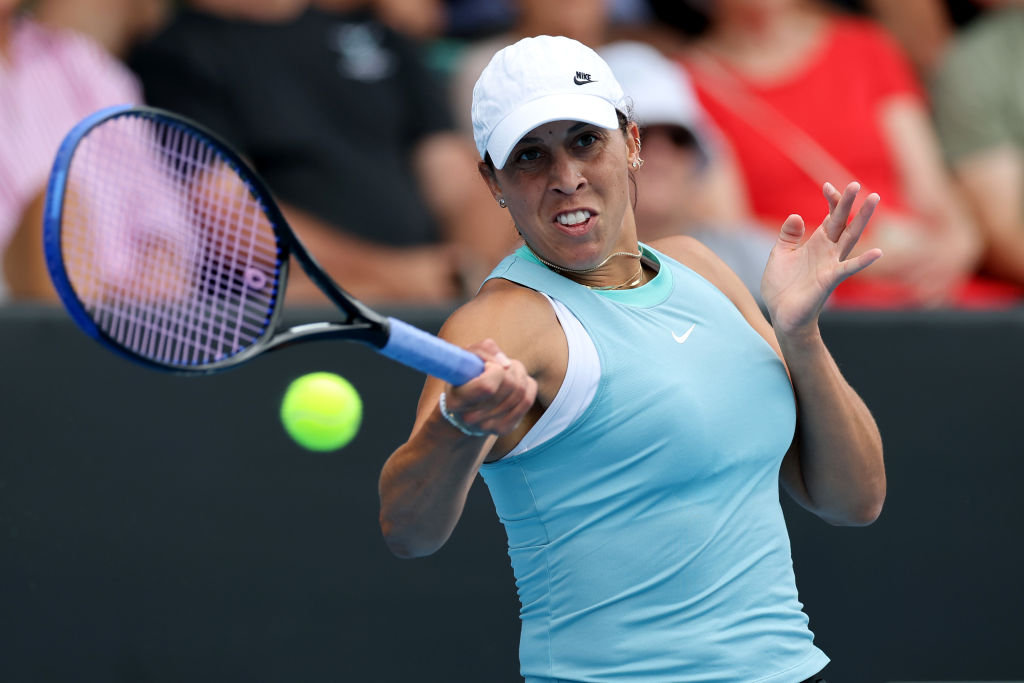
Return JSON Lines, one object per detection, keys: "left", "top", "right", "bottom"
{"left": 761, "top": 182, "right": 883, "bottom": 336}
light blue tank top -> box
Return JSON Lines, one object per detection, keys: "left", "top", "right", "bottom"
{"left": 479, "top": 245, "right": 829, "bottom": 683}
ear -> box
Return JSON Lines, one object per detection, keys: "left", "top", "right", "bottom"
{"left": 477, "top": 161, "right": 503, "bottom": 201}
{"left": 625, "top": 122, "right": 641, "bottom": 166}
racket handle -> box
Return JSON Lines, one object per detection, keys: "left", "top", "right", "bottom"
{"left": 381, "top": 317, "right": 485, "bottom": 386}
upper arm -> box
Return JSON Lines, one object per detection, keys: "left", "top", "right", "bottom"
{"left": 411, "top": 133, "right": 492, "bottom": 216}
{"left": 3, "top": 190, "right": 55, "bottom": 301}
{"left": 952, "top": 145, "right": 1024, "bottom": 244}
{"left": 878, "top": 95, "right": 958, "bottom": 216}
{"left": 409, "top": 279, "right": 568, "bottom": 448}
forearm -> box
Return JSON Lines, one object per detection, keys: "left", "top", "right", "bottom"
{"left": 413, "top": 134, "right": 518, "bottom": 269}
{"left": 930, "top": 189, "right": 983, "bottom": 266}
{"left": 378, "top": 414, "right": 493, "bottom": 558}
{"left": 4, "top": 190, "right": 57, "bottom": 301}
{"left": 778, "top": 328, "right": 886, "bottom": 526}
{"left": 982, "top": 227, "right": 1024, "bottom": 285}
{"left": 280, "top": 202, "right": 461, "bottom": 304}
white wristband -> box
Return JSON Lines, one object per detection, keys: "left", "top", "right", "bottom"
{"left": 438, "top": 392, "right": 486, "bottom": 437}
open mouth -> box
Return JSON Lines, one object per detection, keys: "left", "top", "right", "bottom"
{"left": 555, "top": 209, "right": 594, "bottom": 234}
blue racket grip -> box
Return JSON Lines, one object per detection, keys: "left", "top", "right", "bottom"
{"left": 380, "top": 317, "right": 485, "bottom": 386}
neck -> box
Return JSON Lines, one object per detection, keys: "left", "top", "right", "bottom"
{"left": 704, "top": 4, "right": 828, "bottom": 80}
{"left": 528, "top": 243, "right": 647, "bottom": 290}
{"left": 709, "top": 3, "right": 821, "bottom": 56}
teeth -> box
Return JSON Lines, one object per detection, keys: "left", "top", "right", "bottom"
{"left": 557, "top": 210, "right": 591, "bottom": 225}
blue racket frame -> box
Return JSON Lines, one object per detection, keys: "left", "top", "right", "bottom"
{"left": 43, "top": 105, "right": 484, "bottom": 385}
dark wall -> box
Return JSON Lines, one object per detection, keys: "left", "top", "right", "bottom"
{"left": 1, "top": 305, "right": 1022, "bottom": 682}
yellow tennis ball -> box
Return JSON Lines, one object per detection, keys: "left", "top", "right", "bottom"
{"left": 280, "top": 372, "right": 362, "bottom": 451}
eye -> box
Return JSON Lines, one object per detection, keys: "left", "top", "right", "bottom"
{"left": 574, "top": 132, "right": 599, "bottom": 148}
{"left": 509, "top": 146, "right": 544, "bottom": 165}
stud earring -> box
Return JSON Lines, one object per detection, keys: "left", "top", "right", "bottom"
{"left": 498, "top": 198, "right": 507, "bottom": 208}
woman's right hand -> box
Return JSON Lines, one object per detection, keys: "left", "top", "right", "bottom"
{"left": 440, "top": 338, "right": 537, "bottom": 437}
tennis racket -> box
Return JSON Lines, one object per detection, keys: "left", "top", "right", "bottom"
{"left": 43, "top": 105, "right": 484, "bottom": 385}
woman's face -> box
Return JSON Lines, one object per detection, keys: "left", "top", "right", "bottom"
{"left": 483, "top": 119, "right": 640, "bottom": 271}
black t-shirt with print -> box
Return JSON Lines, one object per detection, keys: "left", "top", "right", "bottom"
{"left": 129, "top": 8, "right": 454, "bottom": 246}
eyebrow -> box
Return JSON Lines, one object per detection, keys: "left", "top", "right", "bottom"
{"left": 516, "top": 122, "right": 592, "bottom": 145}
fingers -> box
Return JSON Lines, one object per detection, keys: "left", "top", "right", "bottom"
{"left": 835, "top": 247, "right": 884, "bottom": 284}
{"left": 819, "top": 181, "right": 882, "bottom": 260}
{"left": 783, "top": 182, "right": 878, "bottom": 253}
{"left": 823, "top": 181, "right": 842, "bottom": 215}
{"left": 836, "top": 191, "right": 881, "bottom": 261}
{"left": 822, "top": 181, "right": 860, "bottom": 243}
{"left": 776, "top": 214, "right": 806, "bottom": 248}
{"left": 442, "top": 339, "right": 537, "bottom": 436}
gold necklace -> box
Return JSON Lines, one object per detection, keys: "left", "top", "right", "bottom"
{"left": 526, "top": 243, "right": 643, "bottom": 274}
{"left": 589, "top": 262, "right": 643, "bottom": 290}
{"left": 587, "top": 261, "right": 645, "bottom": 290}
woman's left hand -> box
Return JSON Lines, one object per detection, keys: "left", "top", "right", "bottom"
{"left": 761, "top": 181, "right": 883, "bottom": 338}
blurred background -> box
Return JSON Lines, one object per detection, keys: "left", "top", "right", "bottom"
{"left": 2, "top": 0, "right": 1023, "bottom": 681}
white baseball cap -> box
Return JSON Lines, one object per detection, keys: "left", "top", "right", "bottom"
{"left": 472, "top": 35, "right": 627, "bottom": 170}
{"left": 599, "top": 40, "right": 712, "bottom": 163}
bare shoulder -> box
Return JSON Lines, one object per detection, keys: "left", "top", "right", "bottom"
{"left": 440, "top": 277, "right": 564, "bottom": 379}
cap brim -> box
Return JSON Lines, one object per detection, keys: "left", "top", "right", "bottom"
{"left": 486, "top": 93, "right": 620, "bottom": 170}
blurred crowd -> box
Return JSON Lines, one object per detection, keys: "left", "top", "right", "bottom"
{"left": 3, "top": 0, "right": 1024, "bottom": 309}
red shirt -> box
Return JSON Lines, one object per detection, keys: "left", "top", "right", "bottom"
{"left": 684, "top": 17, "right": 1020, "bottom": 308}
{"left": 685, "top": 17, "right": 919, "bottom": 227}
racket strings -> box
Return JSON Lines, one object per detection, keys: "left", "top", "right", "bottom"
{"left": 60, "top": 114, "right": 283, "bottom": 366}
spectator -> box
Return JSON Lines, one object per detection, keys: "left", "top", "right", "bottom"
{"left": 129, "top": 0, "right": 513, "bottom": 306}
{"left": 32, "top": 0, "right": 170, "bottom": 58}
{"left": 0, "top": 0, "right": 143, "bottom": 302}
{"left": 649, "top": 0, "right": 971, "bottom": 77}
{"left": 809, "top": 0, "right": 956, "bottom": 76}
{"left": 442, "top": 0, "right": 653, "bottom": 40}
{"left": 600, "top": 40, "right": 775, "bottom": 303}
{"left": 677, "top": 0, "right": 995, "bottom": 308}
{"left": 372, "top": 0, "right": 445, "bottom": 40}
{"left": 931, "top": 0, "right": 1024, "bottom": 295}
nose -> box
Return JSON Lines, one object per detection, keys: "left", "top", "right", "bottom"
{"left": 549, "top": 150, "right": 585, "bottom": 195}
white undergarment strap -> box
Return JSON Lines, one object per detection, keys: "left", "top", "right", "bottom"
{"left": 505, "top": 293, "right": 599, "bottom": 457}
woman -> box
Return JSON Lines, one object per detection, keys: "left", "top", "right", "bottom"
{"left": 0, "top": 0, "right": 142, "bottom": 300}
{"left": 677, "top": 0, "right": 998, "bottom": 308}
{"left": 379, "top": 36, "right": 885, "bottom": 683}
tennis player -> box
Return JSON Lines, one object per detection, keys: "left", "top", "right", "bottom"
{"left": 379, "top": 35, "right": 885, "bottom": 683}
